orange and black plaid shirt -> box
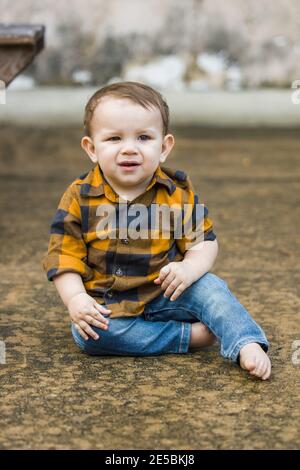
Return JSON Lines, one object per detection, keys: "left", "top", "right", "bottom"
{"left": 43, "top": 164, "right": 216, "bottom": 318}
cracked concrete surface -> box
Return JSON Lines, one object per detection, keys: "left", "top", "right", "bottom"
{"left": 0, "top": 126, "right": 299, "bottom": 449}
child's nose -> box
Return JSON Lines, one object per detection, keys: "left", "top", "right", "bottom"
{"left": 121, "top": 140, "right": 138, "bottom": 153}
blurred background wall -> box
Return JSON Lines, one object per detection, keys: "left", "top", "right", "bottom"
{"left": 1, "top": 0, "right": 300, "bottom": 90}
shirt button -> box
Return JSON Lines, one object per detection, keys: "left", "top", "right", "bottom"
{"left": 115, "top": 267, "right": 123, "bottom": 276}
{"left": 121, "top": 238, "right": 129, "bottom": 244}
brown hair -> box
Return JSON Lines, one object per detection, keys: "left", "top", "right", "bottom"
{"left": 83, "top": 81, "right": 170, "bottom": 137}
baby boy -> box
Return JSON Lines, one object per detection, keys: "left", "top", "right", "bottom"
{"left": 43, "top": 81, "right": 271, "bottom": 380}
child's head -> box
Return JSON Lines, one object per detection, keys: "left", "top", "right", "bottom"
{"left": 81, "top": 81, "right": 175, "bottom": 198}
{"left": 83, "top": 81, "right": 170, "bottom": 138}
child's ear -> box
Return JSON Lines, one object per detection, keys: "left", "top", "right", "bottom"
{"left": 160, "top": 134, "right": 175, "bottom": 163}
{"left": 81, "top": 136, "right": 98, "bottom": 163}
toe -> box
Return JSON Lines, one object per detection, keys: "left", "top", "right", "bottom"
{"left": 257, "top": 361, "right": 268, "bottom": 379}
{"left": 243, "top": 357, "right": 256, "bottom": 372}
{"left": 249, "top": 358, "right": 263, "bottom": 377}
{"left": 255, "top": 360, "right": 266, "bottom": 377}
{"left": 262, "top": 361, "right": 271, "bottom": 380}
{"left": 254, "top": 359, "right": 271, "bottom": 380}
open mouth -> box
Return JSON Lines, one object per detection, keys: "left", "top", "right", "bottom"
{"left": 118, "top": 162, "right": 141, "bottom": 167}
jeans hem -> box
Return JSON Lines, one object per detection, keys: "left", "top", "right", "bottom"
{"left": 178, "top": 322, "right": 191, "bottom": 353}
{"left": 227, "top": 336, "right": 269, "bottom": 362}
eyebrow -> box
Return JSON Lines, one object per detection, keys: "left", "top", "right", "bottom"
{"left": 100, "top": 128, "right": 157, "bottom": 135}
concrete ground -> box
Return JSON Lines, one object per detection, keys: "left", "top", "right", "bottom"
{"left": 0, "top": 126, "right": 299, "bottom": 449}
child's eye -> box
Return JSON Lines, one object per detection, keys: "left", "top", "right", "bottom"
{"left": 108, "top": 136, "right": 120, "bottom": 141}
{"left": 139, "top": 135, "right": 150, "bottom": 141}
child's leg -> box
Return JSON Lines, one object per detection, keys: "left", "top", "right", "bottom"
{"left": 71, "top": 315, "right": 193, "bottom": 356}
{"left": 189, "top": 322, "right": 216, "bottom": 349}
{"left": 144, "top": 272, "right": 271, "bottom": 379}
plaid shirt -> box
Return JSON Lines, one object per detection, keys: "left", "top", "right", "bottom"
{"left": 43, "top": 164, "right": 216, "bottom": 318}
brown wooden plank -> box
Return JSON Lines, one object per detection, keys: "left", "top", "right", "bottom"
{"left": 0, "top": 24, "right": 44, "bottom": 45}
{"left": 0, "top": 24, "right": 45, "bottom": 86}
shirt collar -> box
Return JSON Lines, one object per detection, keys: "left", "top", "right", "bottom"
{"left": 78, "top": 164, "right": 177, "bottom": 199}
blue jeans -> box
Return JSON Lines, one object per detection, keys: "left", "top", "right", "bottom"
{"left": 71, "top": 272, "right": 268, "bottom": 362}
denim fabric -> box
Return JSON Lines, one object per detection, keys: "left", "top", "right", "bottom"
{"left": 71, "top": 272, "right": 268, "bottom": 361}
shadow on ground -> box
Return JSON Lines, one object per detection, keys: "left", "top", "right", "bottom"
{"left": 0, "top": 126, "right": 299, "bottom": 449}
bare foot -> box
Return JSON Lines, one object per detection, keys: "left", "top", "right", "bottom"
{"left": 189, "top": 322, "right": 216, "bottom": 350}
{"left": 239, "top": 343, "right": 271, "bottom": 380}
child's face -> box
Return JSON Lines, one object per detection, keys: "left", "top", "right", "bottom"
{"left": 81, "top": 96, "right": 174, "bottom": 198}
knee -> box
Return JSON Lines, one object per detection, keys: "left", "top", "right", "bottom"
{"left": 71, "top": 323, "right": 111, "bottom": 355}
{"left": 194, "top": 272, "right": 229, "bottom": 294}
{"left": 71, "top": 319, "right": 139, "bottom": 356}
{"left": 191, "top": 273, "right": 232, "bottom": 310}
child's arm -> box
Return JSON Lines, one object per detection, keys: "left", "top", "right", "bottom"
{"left": 182, "top": 238, "right": 219, "bottom": 279}
{"left": 154, "top": 176, "right": 218, "bottom": 301}
{"left": 43, "top": 183, "right": 111, "bottom": 340}
{"left": 53, "top": 272, "right": 111, "bottom": 341}
{"left": 154, "top": 239, "right": 218, "bottom": 301}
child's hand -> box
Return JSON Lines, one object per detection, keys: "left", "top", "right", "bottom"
{"left": 68, "top": 292, "right": 111, "bottom": 341}
{"left": 153, "top": 261, "right": 196, "bottom": 301}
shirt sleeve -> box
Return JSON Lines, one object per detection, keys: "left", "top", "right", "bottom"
{"left": 175, "top": 177, "right": 217, "bottom": 254}
{"left": 42, "top": 184, "right": 93, "bottom": 281}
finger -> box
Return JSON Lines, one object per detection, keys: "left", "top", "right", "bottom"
{"left": 170, "top": 283, "right": 186, "bottom": 301}
{"left": 93, "top": 304, "right": 111, "bottom": 322}
{"left": 91, "top": 306, "right": 110, "bottom": 324}
{"left": 85, "top": 314, "right": 109, "bottom": 330}
{"left": 161, "top": 271, "right": 177, "bottom": 291}
{"left": 78, "top": 320, "right": 99, "bottom": 340}
{"left": 163, "top": 278, "right": 180, "bottom": 298}
{"left": 73, "top": 323, "right": 89, "bottom": 341}
{"left": 157, "top": 265, "right": 171, "bottom": 283}
{"left": 94, "top": 303, "right": 111, "bottom": 314}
